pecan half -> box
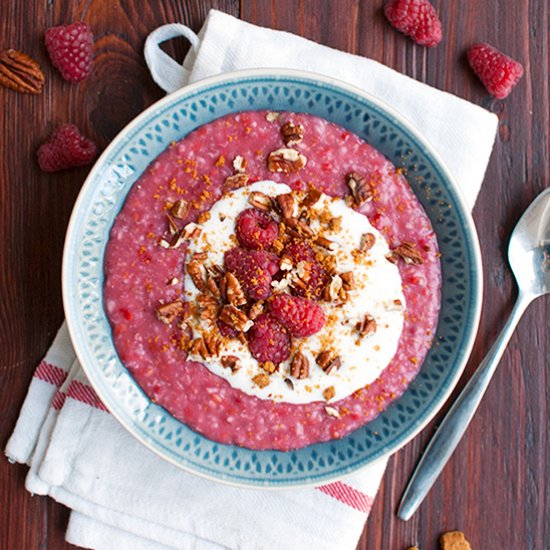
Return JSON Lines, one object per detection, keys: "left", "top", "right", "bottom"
{"left": 346, "top": 172, "right": 373, "bottom": 207}
{"left": 316, "top": 351, "right": 341, "bottom": 374}
{"left": 359, "top": 233, "right": 376, "bottom": 253}
{"left": 356, "top": 314, "right": 377, "bottom": 336}
{"left": 267, "top": 148, "right": 307, "bottom": 173}
{"left": 221, "top": 355, "right": 240, "bottom": 372}
{"left": 219, "top": 305, "right": 249, "bottom": 332}
{"left": 222, "top": 272, "right": 247, "bottom": 307}
{"left": 170, "top": 199, "right": 190, "bottom": 219}
{"left": 252, "top": 373, "right": 270, "bottom": 388}
{"left": 222, "top": 172, "right": 249, "bottom": 193}
{"left": 155, "top": 300, "right": 184, "bottom": 325}
{"left": 0, "top": 49, "right": 44, "bottom": 94}
{"left": 389, "top": 242, "right": 424, "bottom": 265}
{"left": 323, "top": 386, "right": 336, "bottom": 401}
{"left": 290, "top": 351, "right": 309, "bottom": 379}
{"left": 281, "top": 121, "right": 304, "bottom": 146}
{"left": 187, "top": 255, "right": 207, "bottom": 291}
{"left": 248, "top": 191, "right": 273, "bottom": 211}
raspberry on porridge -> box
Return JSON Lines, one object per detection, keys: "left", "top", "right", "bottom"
{"left": 103, "top": 110, "right": 441, "bottom": 451}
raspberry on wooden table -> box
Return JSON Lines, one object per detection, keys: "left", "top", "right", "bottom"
{"left": 467, "top": 43, "right": 524, "bottom": 99}
{"left": 45, "top": 21, "right": 94, "bottom": 82}
{"left": 247, "top": 313, "right": 290, "bottom": 364}
{"left": 224, "top": 247, "right": 279, "bottom": 300}
{"left": 384, "top": 0, "right": 442, "bottom": 47}
{"left": 269, "top": 294, "right": 325, "bottom": 337}
{"left": 236, "top": 208, "right": 279, "bottom": 250}
{"left": 37, "top": 124, "right": 97, "bottom": 172}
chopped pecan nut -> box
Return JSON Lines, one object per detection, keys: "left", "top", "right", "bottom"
{"left": 324, "top": 406, "right": 341, "bottom": 419}
{"left": 187, "top": 257, "right": 207, "bottom": 291}
{"left": 222, "top": 172, "right": 249, "bottom": 193}
{"left": 276, "top": 193, "right": 295, "bottom": 220}
{"left": 221, "top": 355, "right": 240, "bottom": 372}
{"left": 204, "top": 333, "right": 221, "bottom": 356}
{"left": 389, "top": 242, "right": 424, "bottom": 265}
{"left": 223, "top": 272, "right": 247, "bottom": 307}
{"left": 301, "top": 188, "right": 322, "bottom": 208}
{"left": 171, "top": 223, "right": 201, "bottom": 248}
{"left": 316, "top": 351, "right": 341, "bottom": 374}
{"left": 190, "top": 337, "right": 208, "bottom": 358}
{"left": 155, "top": 300, "right": 184, "bottom": 325}
{"left": 346, "top": 172, "right": 373, "bottom": 207}
{"left": 315, "top": 350, "right": 342, "bottom": 374}
{"left": 322, "top": 275, "right": 343, "bottom": 302}
{"left": 260, "top": 361, "right": 277, "bottom": 374}
{"left": 356, "top": 314, "right": 377, "bottom": 336}
{"left": 280, "top": 121, "right": 304, "bottom": 146}
{"left": 248, "top": 191, "right": 273, "bottom": 211}
{"left": 266, "top": 111, "right": 280, "bottom": 122}
{"left": 252, "top": 373, "right": 270, "bottom": 388}
{"left": 170, "top": 199, "right": 190, "bottom": 219}
{"left": 267, "top": 148, "right": 307, "bottom": 173}
{"left": 0, "top": 49, "right": 44, "bottom": 94}
{"left": 166, "top": 213, "right": 180, "bottom": 235}
{"left": 196, "top": 293, "right": 219, "bottom": 322}
{"left": 323, "top": 386, "right": 336, "bottom": 401}
{"left": 233, "top": 155, "right": 247, "bottom": 173}
{"left": 219, "top": 305, "right": 249, "bottom": 331}
{"left": 206, "top": 277, "right": 221, "bottom": 300}
{"left": 284, "top": 378, "right": 295, "bottom": 390}
{"left": 340, "top": 271, "right": 354, "bottom": 291}
{"left": 315, "top": 236, "right": 338, "bottom": 251}
{"left": 290, "top": 351, "right": 309, "bottom": 379}
{"left": 248, "top": 300, "right": 265, "bottom": 320}
{"left": 359, "top": 233, "right": 376, "bottom": 252}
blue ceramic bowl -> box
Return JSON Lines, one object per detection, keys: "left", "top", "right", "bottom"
{"left": 62, "top": 69, "right": 482, "bottom": 488}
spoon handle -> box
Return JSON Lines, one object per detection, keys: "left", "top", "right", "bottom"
{"left": 397, "top": 293, "right": 532, "bottom": 521}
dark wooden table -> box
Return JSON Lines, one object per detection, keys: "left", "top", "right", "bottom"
{"left": 1, "top": 1, "right": 548, "bottom": 549}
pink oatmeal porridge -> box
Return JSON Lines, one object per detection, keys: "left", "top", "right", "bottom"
{"left": 103, "top": 110, "right": 441, "bottom": 451}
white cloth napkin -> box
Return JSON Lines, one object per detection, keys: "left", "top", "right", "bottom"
{"left": 6, "top": 9, "right": 498, "bottom": 550}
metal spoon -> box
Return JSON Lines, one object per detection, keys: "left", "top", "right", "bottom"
{"left": 398, "top": 187, "right": 550, "bottom": 521}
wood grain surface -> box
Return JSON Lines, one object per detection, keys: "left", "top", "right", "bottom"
{"left": 1, "top": 1, "right": 548, "bottom": 549}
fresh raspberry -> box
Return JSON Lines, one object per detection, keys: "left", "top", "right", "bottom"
{"left": 384, "top": 0, "right": 442, "bottom": 47}
{"left": 467, "top": 43, "right": 524, "bottom": 99}
{"left": 283, "top": 240, "right": 328, "bottom": 299}
{"left": 236, "top": 208, "right": 279, "bottom": 250}
{"left": 45, "top": 21, "right": 94, "bottom": 82}
{"left": 37, "top": 124, "right": 97, "bottom": 172}
{"left": 224, "top": 247, "right": 279, "bottom": 300}
{"left": 247, "top": 313, "right": 290, "bottom": 364}
{"left": 269, "top": 294, "right": 326, "bottom": 337}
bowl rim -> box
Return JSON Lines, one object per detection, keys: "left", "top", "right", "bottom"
{"left": 62, "top": 67, "right": 483, "bottom": 489}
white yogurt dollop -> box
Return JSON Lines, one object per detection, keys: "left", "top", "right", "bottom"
{"left": 184, "top": 181, "right": 405, "bottom": 404}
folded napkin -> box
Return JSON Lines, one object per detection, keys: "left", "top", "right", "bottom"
{"left": 6, "top": 9, "right": 498, "bottom": 550}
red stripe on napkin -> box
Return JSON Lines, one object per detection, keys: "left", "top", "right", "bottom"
{"left": 52, "top": 391, "right": 67, "bottom": 410}
{"left": 35, "top": 361, "right": 375, "bottom": 509}
{"left": 67, "top": 380, "right": 109, "bottom": 412}
{"left": 315, "top": 481, "right": 374, "bottom": 513}
{"left": 34, "top": 361, "right": 68, "bottom": 387}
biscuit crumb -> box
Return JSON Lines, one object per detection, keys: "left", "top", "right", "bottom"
{"left": 440, "top": 531, "right": 471, "bottom": 550}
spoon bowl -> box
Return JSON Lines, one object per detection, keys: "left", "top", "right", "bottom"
{"left": 398, "top": 186, "right": 550, "bottom": 520}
